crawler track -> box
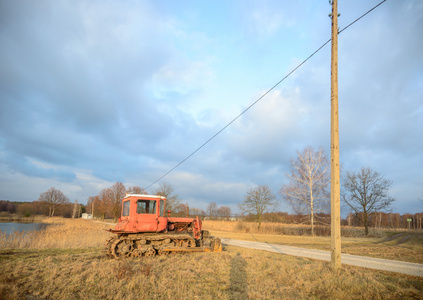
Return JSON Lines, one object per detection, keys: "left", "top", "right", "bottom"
{"left": 106, "top": 233, "right": 221, "bottom": 258}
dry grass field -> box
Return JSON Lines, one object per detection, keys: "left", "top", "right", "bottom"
{"left": 204, "top": 220, "right": 423, "bottom": 264}
{"left": 0, "top": 218, "right": 422, "bottom": 299}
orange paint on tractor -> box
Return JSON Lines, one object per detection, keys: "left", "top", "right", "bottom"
{"left": 106, "top": 194, "right": 222, "bottom": 258}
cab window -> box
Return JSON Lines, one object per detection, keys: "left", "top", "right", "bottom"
{"left": 160, "top": 200, "right": 165, "bottom": 217}
{"left": 137, "top": 200, "right": 156, "bottom": 214}
{"left": 122, "top": 201, "right": 130, "bottom": 217}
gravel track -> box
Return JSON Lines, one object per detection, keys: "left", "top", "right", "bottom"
{"left": 221, "top": 238, "right": 423, "bottom": 277}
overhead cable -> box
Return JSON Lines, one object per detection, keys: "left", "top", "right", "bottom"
{"left": 145, "top": 0, "right": 387, "bottom": 190}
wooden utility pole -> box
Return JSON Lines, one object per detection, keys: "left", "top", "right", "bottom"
{"left": 330, "top": 0, "right": 341, "bottom": 270}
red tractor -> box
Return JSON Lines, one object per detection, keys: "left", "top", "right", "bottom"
{"left": 106, "top": 194, "right": 222, "bottom": 258}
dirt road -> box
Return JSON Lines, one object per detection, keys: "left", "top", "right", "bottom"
{"left": 221, "top": 238, "right": 423, "bottom": 277}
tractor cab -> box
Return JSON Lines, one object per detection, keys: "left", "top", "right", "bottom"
{"left": 114, "top": 194, "right": 168, "bottom": 233}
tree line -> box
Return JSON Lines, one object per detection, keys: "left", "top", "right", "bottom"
{"left": 247, "top": 211, "right": 423, "bottom": 231}
{"left": 0, "top": 187, "right": 80, "bottom": 218}
{"left": 86, "top": 182, "right": 198, "bottom": 221}
{"left": 346, "top": 211, "right": 423, "bottom": 230}
{"left": 0, "top": 198, "right": 82, "bottom": 218}
{"left": 84, "top": 182, "right": 234, "bottom": 221}
{"left": 1, "top": 197, "right": 421, "bottom": 231}
{"left": 1, "top": 145, "right": 420, "bottom": 235}
{"left": 205, "top": 202, "right": 232, "bottom": 220}
{"left": 237, "top": 146, "right": 421, "bottom": 235}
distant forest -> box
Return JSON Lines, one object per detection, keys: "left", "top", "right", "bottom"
{"left": 0, "top": 200, "right": 85, "bottom": 218}
{"left": 1, "top": 199, "right": 421, "bottom": 230}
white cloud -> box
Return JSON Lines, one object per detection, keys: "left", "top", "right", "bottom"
{"left": 0, "top": 0, "right": 422, "bottom": 216}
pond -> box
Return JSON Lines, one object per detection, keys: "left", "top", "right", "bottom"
{"left": 0, "top": 222, "right": 49, "bottom": 235}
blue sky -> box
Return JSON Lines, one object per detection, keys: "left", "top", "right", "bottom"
{"left": 0, "top": 0, "right": 422, "bottom": 215}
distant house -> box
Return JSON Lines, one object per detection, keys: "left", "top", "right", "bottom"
{"left": 82, "top": 213, "right": 93, "bottom": 220}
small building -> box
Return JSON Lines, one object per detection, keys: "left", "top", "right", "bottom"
{"left": 81, "top": 213, "right": 93, "bottom": 220}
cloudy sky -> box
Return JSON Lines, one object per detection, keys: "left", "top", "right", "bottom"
{"left": 0, "top": 0, "right": 422, "bottom": 215}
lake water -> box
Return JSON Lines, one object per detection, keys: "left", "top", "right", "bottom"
{"left": 0, "top": 222, "right": 49, "bottom": 235}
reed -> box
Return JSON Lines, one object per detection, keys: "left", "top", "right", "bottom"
{"left": 0, "top": 218, "right": 113, "bottom": 249}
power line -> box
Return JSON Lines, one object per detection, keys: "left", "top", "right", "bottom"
{"left": 339, "top": 0, "right": 387, "bottom": 35}
{"left": 145, "top": 0, "right": 387, "bottom": 190}
{"left": 145, "top": 39, "right": 331, "bottom": 191}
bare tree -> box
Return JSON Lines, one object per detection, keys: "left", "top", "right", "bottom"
{"left": 98, "top": 188, "right": 111, "bottom": 220}
{"left": 87, "top": 195, "right": 102, "bottom": 218}
{"left": 174, "top": 203, "right": 190, "bottom": 217}
{"left": 38, "top": 187, "right": 70, "bottom": 217}
{"left": 110, "top": 182, "right": 126, "bottom": 222}
{"left": 127, "top": 186, "right": 148, "bottom": 194}
{"left": 280, "top": 146, "right": 330, "bottom": 235}
{"left": 217, "top": 206, "right": 232, "bottom": 220}
{"left": 342, "top": 167, "right": 395, "bottom": 235}
{"left": 154, "top": 182, "right": 180, "bottom": 213}
{"left": 239, "top": 185, "right": 277, "bottom": 230}
{"left": 206, "top": 202, "right": 218, "bottom": 219}
{"left": 190, "top": 207, "right": 205, "bottom": 218}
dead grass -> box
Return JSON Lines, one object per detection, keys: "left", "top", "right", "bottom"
{"left": 0, "top": 218, "right": 422, "bottom": 299}
{"left": 341, "top": 232, "right": 423, "bottom": 263}
{"left": 0, "top": 217, "right": 114, "bottom": 249}
{"left": 2, "top": 218, "right": 422, "bottom": 263}
{"left": 0, "top": 246, "right": 421, "bottom": 299}
{"left": 0, "top": 218, "right": 421, "bottom": 299}
{"left": 203, "top": 220, "right": 386, "bottom": 237}
{"left": 205, "top": 222, "right": 423, "bottom": 264}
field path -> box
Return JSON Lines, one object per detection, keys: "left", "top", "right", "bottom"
{"left": 221, "top": 238, "right": 423, "bottom": 277}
